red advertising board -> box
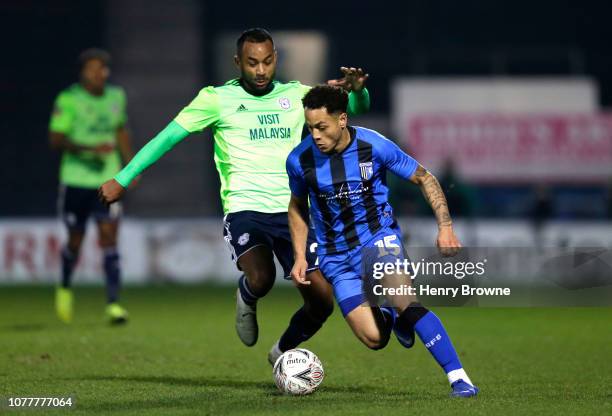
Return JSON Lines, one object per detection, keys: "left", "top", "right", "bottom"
{"left": 406, "top": 114, "right": 612, "bottom": 183}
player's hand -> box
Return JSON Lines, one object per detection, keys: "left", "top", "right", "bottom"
{"left": 290, "top": 257, "right": 311, "bottom": 286}
{"left": 98, "top": 179, "right": 126, "bottom": 205}
{"left": 436, "top": 225, "right": 462, "bottom": 257}
{"left": 327, "top": 67, "right": 369, "bottom": 92}
{"left": 93, "top": 143, "right": 116, "bottom": 155}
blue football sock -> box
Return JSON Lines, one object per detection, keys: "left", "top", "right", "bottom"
{"left": 238, "top": 275, "right": 258, "bottom": 306}
{"left": 103, "top": 248, "right": 121, "bottom": 303}
{"left": 413, "top": 311, "right": 462, "bottom": 373}
{"left": 61, "top": 246, "right": 77, "bottom": 288}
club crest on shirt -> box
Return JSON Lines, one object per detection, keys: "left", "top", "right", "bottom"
{"left": 359, "top": 162, "right": 373, "bottom": 180}
{"left": 238, "top": 233, "right": 250, "bottom": 246}
{"left": 278, "top": 97, "right": 291, "bottom": 110}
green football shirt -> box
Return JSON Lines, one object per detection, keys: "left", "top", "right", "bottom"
{"left": 174, "top": 79, "right": 314, "bottom": 214}
{"left": 49, "top": 83, "right": 127, "bottom": 189}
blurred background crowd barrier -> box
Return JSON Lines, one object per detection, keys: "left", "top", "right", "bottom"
{"left": 2, "top": 0, "right": 612, "bottom": 283}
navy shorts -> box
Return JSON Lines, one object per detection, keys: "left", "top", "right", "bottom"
{"left": 223, "top": 210, "right": 319, "bottom": 278}
{"left": 58, "top": 184, "right": 122, "bottom": 232}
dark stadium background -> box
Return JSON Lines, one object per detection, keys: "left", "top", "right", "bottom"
{"left": 1, "top": 2, "right": 611, "bottom": 414}
{"left": 2, "top": 0, "right": 612, "bottom": 219}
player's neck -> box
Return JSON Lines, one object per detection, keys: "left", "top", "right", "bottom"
{"left": 239, "top": 78, "right": 274, "bottom": 97}
{"left": 81, "top": 82, "right": 105, "bottom": 97}
{"left": 332, "top": 128, "right": 352, "bottom": 153}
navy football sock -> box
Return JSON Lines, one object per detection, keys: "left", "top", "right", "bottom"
{"left": 103, "top": 248, "right": 121, "bottom": 303}
{"left": 378, "top": 306, "right": 396, "bottom": 338}
{"left": 238, "top": 275, "right": 259, "bottom": 306}
{"left": 278, "top": 307, "right": 325, "bottom": 352}
{"left": 61, "top": 246, "right": 78, "bottom": 288}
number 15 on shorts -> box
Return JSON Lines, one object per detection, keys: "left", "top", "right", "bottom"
{"left": 374, "top": 235, "right": 401, "bottom": 257}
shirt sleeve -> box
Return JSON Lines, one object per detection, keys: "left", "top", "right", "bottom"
{"left": 377, "top": 136, "right": 419, "bottom": 180}
{"left": 299, "top": 83, "right": 312, "bottom": 97}
{"left": 174, "top": 86, "right": 220, "bottom": 133}
{"left": 49, "top": 92, "right": 75, "bottom": 134}
{"left": 347, "top": 88, "right": 370, "bottom": 115}
{"left": 286, "top": 152, "right": 308, "bottom": 197}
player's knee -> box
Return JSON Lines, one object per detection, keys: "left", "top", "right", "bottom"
{"left": 98, "top": 235, "right": 117, "bottom": 248}
{"left": 67, "top": 242, "right": 82, "bottom": 255}
{"left": 362, "top": 336, "right": 386, "bottom": 350}
{"left": 244, "top": 271, "right": 275, "bottom": 297}
{"left": 67, "top": 234, "right": 84, "bottom": 254}
{"left": 304, "top": 298, "right": 334, "bottom": 323}
{"left": 358, "top": 330, "right": 388, "bottom": 351}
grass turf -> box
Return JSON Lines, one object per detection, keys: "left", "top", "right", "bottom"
{"left": 1, "top": 285, "right": 610, "bottom": 415}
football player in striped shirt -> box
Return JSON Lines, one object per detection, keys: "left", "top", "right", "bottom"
{"left": 287, "top": 85, "right": 479, "bottom": 397}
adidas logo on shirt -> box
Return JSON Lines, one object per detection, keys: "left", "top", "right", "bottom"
{"left": 236, "top": 104, "right": 248, "bottom": 112}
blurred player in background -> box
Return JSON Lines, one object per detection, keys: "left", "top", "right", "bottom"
{"left": 98, "top": 28, "right": 370, "bottom": 362}
{"left": 49, "top": 48, "right": 136, "bottom": 324}
{"left": 287, "top": 86, "right": 478, "bottom": 397}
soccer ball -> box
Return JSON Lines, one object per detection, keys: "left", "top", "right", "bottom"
{"left": 272, "top": 348, "right": 324, "bottom": 395}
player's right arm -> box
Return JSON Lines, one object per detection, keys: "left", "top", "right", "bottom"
{"left": 288, "top": 193, "right": 311, "bottom": 286}
{"left": 98, "top": 121, "right": 189, "bottom": 203}
{"left": 98, "top": 86, "right": 220, "bottom": 204}
{"left": 286, "top": 152, "right": 311, "bottom": 285}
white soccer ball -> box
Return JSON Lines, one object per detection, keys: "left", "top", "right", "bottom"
{"left": 272, "top": 348, "right": 324, "bottom": 395}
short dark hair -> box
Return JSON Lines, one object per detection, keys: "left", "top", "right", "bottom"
{"left": 78, "top": 48, "right": 111, "bottom": 70}
{"left": 236, "top": 28, "right": 274, "bottom": 55}
{"left": 302, "top": 85, "right": 348, "bottom": 114}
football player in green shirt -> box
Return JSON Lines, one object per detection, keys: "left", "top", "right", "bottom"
{"left": 50, "top": 49, "right": 136, "bottom": 324}
{"left": 99, "top": 28, "right": 370, "bottom": 363}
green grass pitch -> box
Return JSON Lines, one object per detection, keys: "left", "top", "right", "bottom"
{"left": 1, "top": 285, "right": 610, "bottom": 415}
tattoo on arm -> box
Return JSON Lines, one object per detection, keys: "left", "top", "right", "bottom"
{"left": 414, "top": 166, "right": 453, "bottom": 227}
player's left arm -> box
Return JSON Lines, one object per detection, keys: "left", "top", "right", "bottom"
{"left": 327, "top": 67, "right": 369, "bottom": 92}
{"left": 380, "top": 136, "right": 461, "bottom": 256}
{"left": 327, "top": 67, "right": 370, "bottom": 115}
{"left": 409, "top": 165, "right": 462, "bottom": 257}
{"left": 115, "top": 125, "right": 140, "bottom": 187}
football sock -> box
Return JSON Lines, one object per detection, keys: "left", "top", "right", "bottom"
{"left": 278, "top": 307, "right": 325, "bottom": 352}
{"left": 238, "top": 274, "right": 259, "bottom": 306}
{"left": 61, "top": 246, "right": 78, "bottom": 288}
{"left": 398, "top": 304, "right": 470, "bottom": 385}
{"left": 378, "top": 306, "right": 396, "bottom": 338}
{"left": 103, "top": 247, "right": 121, "bottom": 303}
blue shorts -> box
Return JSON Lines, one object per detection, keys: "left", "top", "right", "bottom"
{"left": 223, "top": 210, "right": 318, "bottom": 278}
{"left": 58, "top": 184, "right": 122, "bottom": 232}
{"left": 318, "top": 226, "right": 407, "bottom": 317}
